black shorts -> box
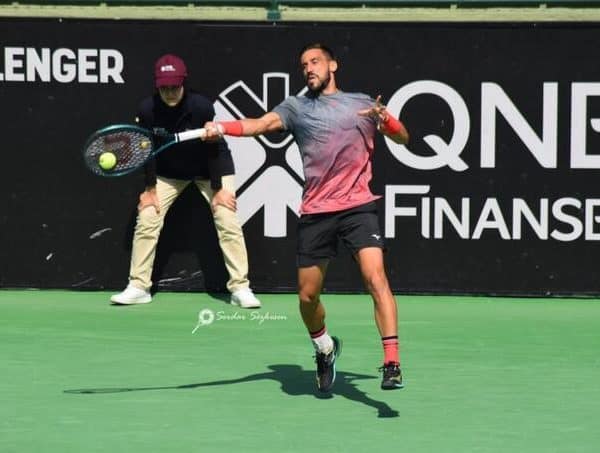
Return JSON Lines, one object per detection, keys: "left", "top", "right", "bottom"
{"left": 296, "top": 202, "right": 384, "bottom": 268}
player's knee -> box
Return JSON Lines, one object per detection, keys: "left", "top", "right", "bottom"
{"left": 363, "top": 271, "right": 389, "bottom": 295}
{"left": 298, "top": 288, "right": 320, "bottom": 305}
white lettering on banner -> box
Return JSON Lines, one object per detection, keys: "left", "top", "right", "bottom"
{"left": 384, "top": 81, "right": 600, "bottom": 170}
{"left": 0, "top": 47, "right": 124, "bottom": 83}
{"left": 481, "top": 82, "right": 558, "bottom": 168}
{"left": 433, "top": 198, "right": 470, "bottom": 239}
{"left": 385, "top": 81, "right": 470, "bottom": 171}
{"left": 385, "top": 185, "right": 431, "bottom": 237}
{"left": 513, "top": 199, "right": 548, "bottom": 240}
{"left": 472, "top": 199, "right": 511, "bottom": 240}
{"left": 385, "top": 185, "right": 600, "bottom": 242}
{"left": 571, "top": 83, "right": 600, "bottom": 168}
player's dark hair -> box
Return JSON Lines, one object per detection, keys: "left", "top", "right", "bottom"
{"left": 299, "top": 43, "right": 336, "bottom": 62}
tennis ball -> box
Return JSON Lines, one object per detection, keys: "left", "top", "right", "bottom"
{"left": 98, "top": 152, "right": 117, "bottom": 171}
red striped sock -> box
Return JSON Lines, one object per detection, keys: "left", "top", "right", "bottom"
{"left": 310, "top": 326, "right": 333, "bottom": 353}
{"left": 310, "top": 326, "right": 326, "bottom": 339}
{"left": 382, "top": 335, "right": 400, "bottom": 365}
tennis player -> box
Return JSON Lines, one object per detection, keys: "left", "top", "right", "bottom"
{"left": 204, "top": 43, "right": 408, "bottom": 391}
{"left": 111, "top": 54, "right": 261, "bottom": 309}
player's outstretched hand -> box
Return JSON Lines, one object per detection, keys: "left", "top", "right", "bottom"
{"left": 357, "top": 95, "right": 389, "bottom": 125}
{"left": 358, "top": 95, "right": 409, "bottom": 144}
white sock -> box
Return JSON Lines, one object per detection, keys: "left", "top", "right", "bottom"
{"left": 311, "top": 329, "right": 334, "bottom": 354}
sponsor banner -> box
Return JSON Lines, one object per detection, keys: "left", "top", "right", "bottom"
{"left": 1, "top": 18, "right": 600, "bottom": 295}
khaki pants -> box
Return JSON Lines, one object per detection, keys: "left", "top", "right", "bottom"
{"left": 128, "top": 175, "right": 249, "bottom": 293}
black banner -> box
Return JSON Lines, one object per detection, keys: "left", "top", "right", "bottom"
{"left": 2, "top": 18, "right": 600, "bottom": 296}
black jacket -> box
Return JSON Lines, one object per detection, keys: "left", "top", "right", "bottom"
{"left": 136, "top": 90, "right": 235, "bottom": 190}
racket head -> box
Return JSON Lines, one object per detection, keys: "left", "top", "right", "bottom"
{"left": 83, "top": 124, "right": 155, "bottom": 177}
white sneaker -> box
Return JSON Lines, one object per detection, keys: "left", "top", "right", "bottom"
{"left": 230, "top": 288, "right": 261, "bottom": 309}
{"left": 110, "top": 284, "right": 152, "bottom": 305}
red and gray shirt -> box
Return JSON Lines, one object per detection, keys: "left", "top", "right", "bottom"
{"left": 273, "top": 90, "right": 380, "bottom": 215}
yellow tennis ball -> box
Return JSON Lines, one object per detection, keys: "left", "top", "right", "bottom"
{"left": 140, "top": 140, "right": 150, "bottom": 149}
{"left": 98, "top": 152, "right": 117, "bottom": 171}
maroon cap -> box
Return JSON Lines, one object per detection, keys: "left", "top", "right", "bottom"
{"left": 154, "top": 54, "right": 187, "bottom": 88}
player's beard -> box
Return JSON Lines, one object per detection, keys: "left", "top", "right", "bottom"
{"left": 306, "top": 71, "right": 331, "bottom": 93}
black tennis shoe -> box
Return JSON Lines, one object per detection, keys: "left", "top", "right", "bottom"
{"left": 315, "top": 336, "right": 342, "bottom": 393}
{"left": 380, "top": 362, "right": 404, "bottom": 390}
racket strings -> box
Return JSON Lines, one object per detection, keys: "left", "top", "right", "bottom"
{"left": 84, "top": 130, "right": 153, "bottom": 176}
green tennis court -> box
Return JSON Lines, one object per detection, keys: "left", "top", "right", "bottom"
{"left": 1, "top": 290, "right": 599, "bottom": 452}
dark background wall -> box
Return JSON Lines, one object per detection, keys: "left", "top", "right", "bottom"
{"left": 1, "top": 18, "right": 600, "bottom": 296}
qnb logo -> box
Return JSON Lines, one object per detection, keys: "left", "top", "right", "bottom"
{"left": 215, "top": 72, "right": 307, "bottom": 237}
{"left": 385, "top": 80, "right": 600, "bottom": 171}
{"left": 385, "top": 80, "right": 469, "bottom": 172}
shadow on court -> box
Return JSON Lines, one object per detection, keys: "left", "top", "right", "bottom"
{"left": 64, "top": 364, "right": 399, "bottom": 418}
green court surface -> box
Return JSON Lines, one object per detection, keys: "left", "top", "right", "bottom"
{"left": 1, "top": 290, "right": 599, "bottom": 452}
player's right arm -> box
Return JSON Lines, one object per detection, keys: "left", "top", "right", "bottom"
{"left": 203, "top": 111, "right": 284, "bottom": 139}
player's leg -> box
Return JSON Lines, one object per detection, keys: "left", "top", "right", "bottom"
{"left": 355, "top": 247, "right": 403, "bottom": 389}
{"left": 297, "top": 213, "right": 341, "bottom": 392}
{"left": 356, "top": 247, "right": 397, "bottom": 337}
{"left": 340, "top": 202, "right": 404, "bottom": 389}
{"left": 298, "top": 262, "right": 340, "bottom": 392}
{"left": 195, "top": 175, "right": 260, "bottom": 308}
{"left": 298, "top": 261, "right": 328, "bottom": 334}
{"left": 111, "top": 177, "right": 187, "bottom": 304}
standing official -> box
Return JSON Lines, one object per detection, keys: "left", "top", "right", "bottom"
{"left": 111, "top": 54, "right": 261, "bottom": 309}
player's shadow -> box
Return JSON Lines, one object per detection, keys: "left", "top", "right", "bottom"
{"left": 64, "top": 364, "right": 399, "bottom": 418}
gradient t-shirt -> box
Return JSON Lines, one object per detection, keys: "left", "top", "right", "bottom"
{"left": 273, "top": 90, "right": 380, "bottom": 214}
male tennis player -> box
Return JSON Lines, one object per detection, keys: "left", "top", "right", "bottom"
{"left": 111, "top": 54, "right": 261, "bottom": 309}
{"left": 204, "top": 43, "right": 408, "bottom": 391}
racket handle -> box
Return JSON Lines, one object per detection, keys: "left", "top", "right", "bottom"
{"left": 176, "top": 128, "right": 207, "bottom": 142}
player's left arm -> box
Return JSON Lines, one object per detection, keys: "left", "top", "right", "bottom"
{"left": 358, "top": 95, "right": 409, "bottom": 145}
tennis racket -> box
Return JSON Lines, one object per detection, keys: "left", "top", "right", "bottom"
{"left": 82, "top": 124, "right": 207, "bottom": 177}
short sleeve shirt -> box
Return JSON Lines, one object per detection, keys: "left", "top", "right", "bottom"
{"left": 273, "top": 91, "right": 380, "bottom": 214}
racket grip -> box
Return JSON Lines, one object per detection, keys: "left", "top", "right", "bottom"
{"left": 176, "top": 128, "right": 207, "bottom": 142}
